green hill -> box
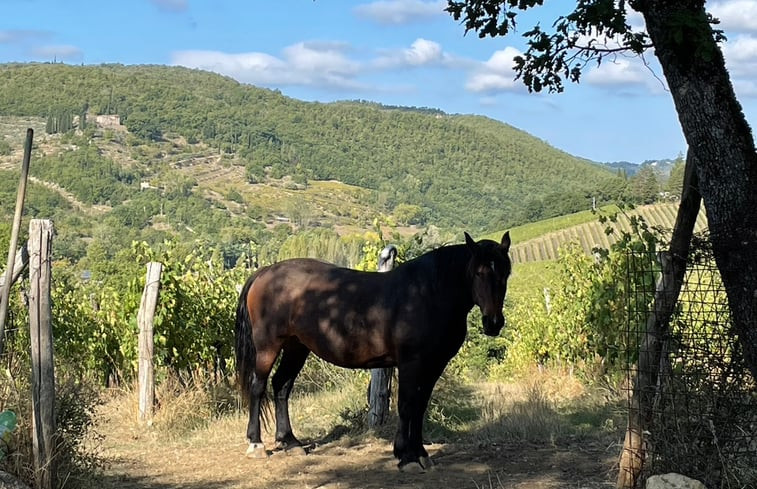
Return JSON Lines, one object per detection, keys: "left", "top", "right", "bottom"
{"left": 0, "top": 63, "right": 624, "bottom": 233}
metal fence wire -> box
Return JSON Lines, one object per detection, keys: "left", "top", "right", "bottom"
{"left": 626, "top": 239, "right": 757, "bottom": 489}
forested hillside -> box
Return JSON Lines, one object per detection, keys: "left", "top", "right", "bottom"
{"left": 0, "top": 63, "right": 624, "bottom": 231}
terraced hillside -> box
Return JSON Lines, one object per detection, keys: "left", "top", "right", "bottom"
{"left": 505, "top": 203, "right": 708, "bottom": 264}
{"left": 0, "top": 63, "right": 627, "bottom": 231}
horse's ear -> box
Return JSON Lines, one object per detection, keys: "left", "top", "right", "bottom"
{"left": 500, "top": 231, "right": 511, "bottom": 252}
{"left": 464, "top": 232, "right": 479, "bottom": 255}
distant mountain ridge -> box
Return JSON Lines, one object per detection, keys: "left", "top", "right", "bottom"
{"left": 602, "top": 158, "right": 678, "bottom": 178}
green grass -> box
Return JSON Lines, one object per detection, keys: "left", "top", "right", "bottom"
{"left": 507, "top": 260, "right": 559, "bottom": 302}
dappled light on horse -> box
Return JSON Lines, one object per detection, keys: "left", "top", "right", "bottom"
{"left": 234, "top": 232, "right": 512, "bottom": 471}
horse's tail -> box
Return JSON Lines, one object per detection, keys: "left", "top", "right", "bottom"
{"left": 235, "top": 273, "right": 258, "bottom": 401}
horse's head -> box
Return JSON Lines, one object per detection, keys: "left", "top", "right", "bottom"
{"left": 465, "top": 231, "right": 512, "bottom": 337}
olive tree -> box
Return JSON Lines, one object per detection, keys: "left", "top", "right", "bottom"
{"left": 446, "top": 0, "right": 757, "bottom": 380}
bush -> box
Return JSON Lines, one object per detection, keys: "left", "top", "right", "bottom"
{"left": 0, "top": 356, "right": 104, "bottom": 487}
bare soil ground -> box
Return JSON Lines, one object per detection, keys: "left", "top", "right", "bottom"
{"left": 96, "top": 413, "right": 618, "bottom": 489}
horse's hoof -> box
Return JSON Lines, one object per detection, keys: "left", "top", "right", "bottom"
{"left": 245, "top": 443, "right": 268, "bottom": 459}
{"left": 420, "top": 456, "right": 435, "bottom": 470}
{"left": 398, "top": 461, "right": 425, "bottom": 473}
{"left": 285, "top": 445, "right": 307, "bottom": 456}
{"left": 274, "top": 440, "right": 306, "bottom": 456}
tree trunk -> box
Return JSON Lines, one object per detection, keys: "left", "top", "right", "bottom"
{"left": 640, "top": 0, "right": 757, "bottom": 380}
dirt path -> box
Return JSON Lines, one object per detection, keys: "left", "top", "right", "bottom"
{"left": 0, "top": 149, "right": 110, "bottom": 215}
{"left": 98, "top": 426, "right": 618, "bottom": 489}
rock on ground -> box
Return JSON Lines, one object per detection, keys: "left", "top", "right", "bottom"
{"left": 646, "top": 473, "right": 707, "bottom": 489}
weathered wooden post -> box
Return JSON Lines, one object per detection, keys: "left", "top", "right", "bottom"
{"left": 137, "top": 262, "right": 162, "bottom": 424}
{"left": 0, "top": 128, "right": 33, "bottom": 357}
{"left": 28, "top": 219, "right": 55, "bottom": 489}
{"left": 367, "top": 245, "right": 397, "bottom": 428}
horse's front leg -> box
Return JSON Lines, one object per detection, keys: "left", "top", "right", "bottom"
{"left": 395, "top": 359, "right": 446, "bottom": 472}
{"left": 394, "top": 361, "right": 429, "bottom": 471}
{"left": 271, "top": 342, "right": 310, "bottom": 455}
{"left": 410, "top": 370, "right": 442, "bottom": 470}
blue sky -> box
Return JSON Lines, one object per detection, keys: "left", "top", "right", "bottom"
{"left": 2, "top": 0, "right": 757, "bottom": 164}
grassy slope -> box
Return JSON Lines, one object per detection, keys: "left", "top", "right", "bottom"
{"left": 485, "top": 203, "right": 708, "bottom": 265}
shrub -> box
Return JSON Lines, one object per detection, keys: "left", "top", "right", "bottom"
{"left": 0, "top": 356, "right": 104, "bottom": 487}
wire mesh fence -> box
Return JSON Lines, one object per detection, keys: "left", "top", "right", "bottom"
{"left": 626, "top": 239, "right": 757, "bottom": 488}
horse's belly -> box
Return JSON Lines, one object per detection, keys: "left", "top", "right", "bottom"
{"left": 308, "top": 343, "right": 395, "bottom": 369}
{"left": 299, "top": 324, "right": 394, "bottom": 369}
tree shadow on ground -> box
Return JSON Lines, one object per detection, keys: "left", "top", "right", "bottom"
{"left": 292, "top": 377, "right": 622, "bottom": 488}
{"left": 94, "top": 472, "right": 237, "bottom": 489}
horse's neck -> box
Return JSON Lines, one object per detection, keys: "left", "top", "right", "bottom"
{"left": 423, "top": 245, "right": 473, "bottom": 309}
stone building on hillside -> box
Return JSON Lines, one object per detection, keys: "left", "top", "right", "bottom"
{"left": 95, "top": 114, "right": 121, "bottom": 128}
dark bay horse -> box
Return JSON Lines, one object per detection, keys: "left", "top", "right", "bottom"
{"left": 235, "top": 232, "right": 512, "bottom": 471}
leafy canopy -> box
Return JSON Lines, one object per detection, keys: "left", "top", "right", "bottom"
{"left": 445, "top": 0, "right": 722, "bottom": 93}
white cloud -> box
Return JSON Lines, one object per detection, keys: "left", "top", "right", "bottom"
{"left": 31, "top": 44, "right": 82, "bottom": 60}
{"left": 465, "top": 47, "right": 522, "bottom": 93}
{"left": 354, "top": 0, "right": 446, "bottom": 25}
{"left": 283, "top": 41, "right": 359, "bottom": 77}
{"left": 732, "top": 79, "right": 757, "bottom": 97}
{"left": 625, "top": 9, "right": 646, "bottom": 32}
{"left": 374, "top": 38, "right": 444, "bottom": 68}
{"left": 0, "top": 29, "right": 50, "bottom": 44}
{"left": 722, "top": 34, "right": 757, "bottom": 78}
{"left": 172, "top": 42, "right": 364, "bottom": 90}
{"left": 585, "top": 58, "right": 647, "bottom": 86}
{"left": 172, "top": 50, "right": 284, "bottom": 81}
{"left": 710, "top": 1, "right": 757, "bottom": 33}
{"left": 402, "top": 38, "right": 443, "bottom": 65}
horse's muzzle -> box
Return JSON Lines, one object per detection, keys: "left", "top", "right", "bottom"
{"left": 482, "top": 314, "right": 506, "bottom": 337}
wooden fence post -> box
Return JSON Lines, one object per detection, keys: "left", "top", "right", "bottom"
{"left": 367, "top": 245, "right": 397, "bottom": 428}
{"left": 28, "top": 219, "right": 55, "bottom": 489}
{"left": 137, "top": 262, "right": 163, "bottom": 426}
{"left": 137, "top": 262, "right": 162, "bottom": 425}
{"left": 0, "top": 128, "right": 33, "bottom": 357}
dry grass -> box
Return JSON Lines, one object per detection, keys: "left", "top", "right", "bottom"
{"left": 97, "top": 366, "right": 613, "bottom": 446}
{"left": 425, "top": 367, "right": 621, "bottom": 447}
{"left": 88, "top": 368, "right": 621, "bottom": 489}
{"left": 2, "top": 360, "right": 623, "bottom": 489}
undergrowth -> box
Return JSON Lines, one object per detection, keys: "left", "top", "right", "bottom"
{"left": 0, "top": 357, "right": 105, "bottom": 489}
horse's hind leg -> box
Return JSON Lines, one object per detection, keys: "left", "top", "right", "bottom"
{"left": 394, "top": 361, "right": 422, "bottom": 469}
{"left": 245, "top": 349, "right": 279, "bottom": 459}
{"left": 271, "top": 340, "right": 310, "bottom": 454}
{"left": 245, "top": 370, "right": 270, "bottom": 458}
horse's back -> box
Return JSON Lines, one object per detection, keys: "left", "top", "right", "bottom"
{"left": 246, "top": 258, "right": 398, "bottom": 367}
